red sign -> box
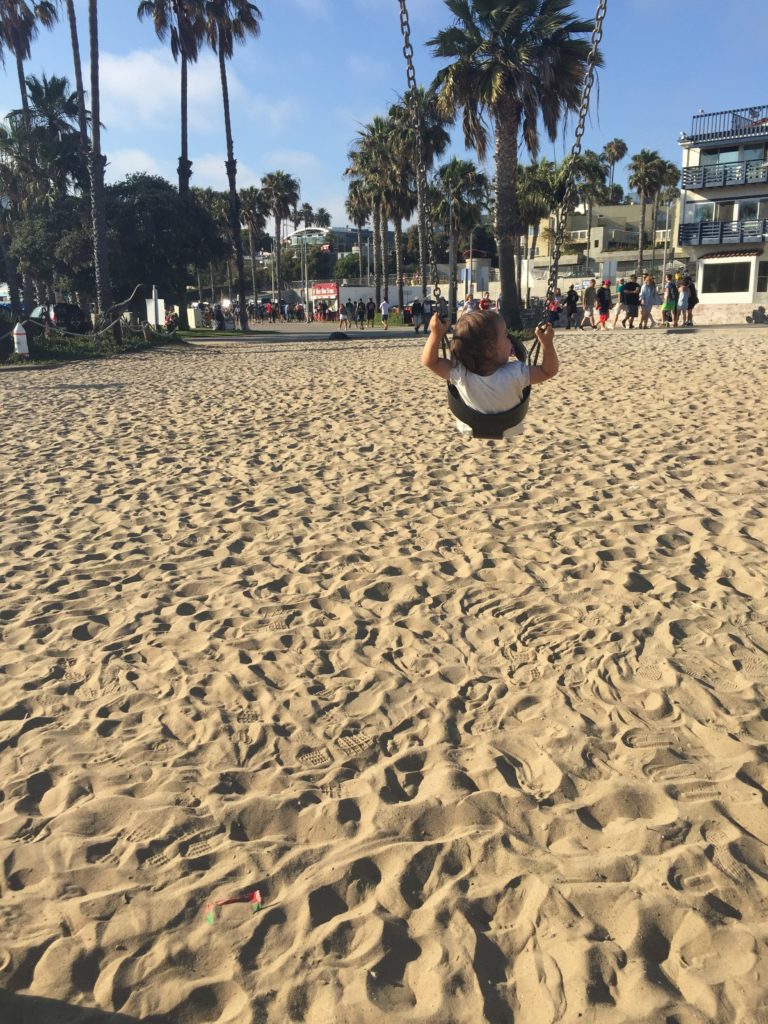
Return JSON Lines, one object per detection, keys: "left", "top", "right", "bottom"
{"left": 312, "top": 282, "right": 339, "bottom": 299}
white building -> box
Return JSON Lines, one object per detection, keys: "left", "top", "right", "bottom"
{"left": 678, "top": 104, "right": 768, "bottom": 321}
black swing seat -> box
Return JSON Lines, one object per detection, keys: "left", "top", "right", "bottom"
{"left": 447, "top": 383, "right": 532, "bottom": 440}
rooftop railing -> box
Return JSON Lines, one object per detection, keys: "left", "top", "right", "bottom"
{"left": 678, "top": 218, "right": 768, "bottom": 246}
{"left": 687, "top": 106, "right": 768, "bottom": 144}
{"left": 682, "top": 159, "right": 768, "bottom": 189}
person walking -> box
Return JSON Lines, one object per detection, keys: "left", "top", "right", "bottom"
{"left": 411, "top": 297, "right": 424, "bottom": 333}
{"left": 621, "top": 274, "right": 641, "bottom": 328}
{"left": 379, "top": 298, "right": 390, "bottom": 330}
{"left": 639, "top": 275, "right": 659, "bottom": 328}
{"left": 661, "top": 273, "right": 678, "bottom": 326}
{"left": 564, "top": 284, "right": 579, "bottom": 329}
{"left": 596, "top": 279, "right": 612, "bottom": 330}
{"left": 366, "top": 298, "right": 376, "bottom": 328}
{"left": 674, "top": 276, "right": 690, "bottom": 328}
{"left": 685, "top": 276, "right": 698, "bottom": 326}
{"left": 356, "top": 299, "right": 366, "bottom": 328}
{"left": 611, "top": 278, "right": 626, "bottom": 328}
{"left": 581, "top": 278, "right": 597, "bottom": 329}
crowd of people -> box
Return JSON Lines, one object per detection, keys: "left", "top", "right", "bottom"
{"left": 545, "top": 273, "right": 699, "bottom": 331}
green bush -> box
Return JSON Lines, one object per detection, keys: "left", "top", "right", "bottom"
{"left": 0, "top": 324, "right": 185, "bottom": 365}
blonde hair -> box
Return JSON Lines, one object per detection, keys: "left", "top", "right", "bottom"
{"left": 450, "top": 309, "right": 504, "bottom": 376}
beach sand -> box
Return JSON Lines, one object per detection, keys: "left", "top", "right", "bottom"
{"left": 1, "top": 326, "right": 768, "bottom": 1024}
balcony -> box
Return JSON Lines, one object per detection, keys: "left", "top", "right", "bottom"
{"left": 687, "top": 105, "right": 768, "bottom": 145}
{"left": 678, "top": 219, "right": 768, "bottom": 246}
{"left": 682, "top": 159, "right": 768, "bottom": 189}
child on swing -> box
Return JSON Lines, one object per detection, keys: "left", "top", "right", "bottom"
{"left": 421, "top": 310, "right": 559, "bottom": 439}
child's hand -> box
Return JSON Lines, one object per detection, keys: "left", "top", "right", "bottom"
{"left": 429, "top": 311, "right": 450, "bottom": 337}
{"left": 535, "top": 322, "right": 554, "bottom": 345}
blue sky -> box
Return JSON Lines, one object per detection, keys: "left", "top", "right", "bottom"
{"left": 2, "top": 0, "right": 766, "bottom": 225}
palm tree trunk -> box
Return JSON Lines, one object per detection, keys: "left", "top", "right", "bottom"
{"left": 178, "top": 52, "right": 192, "bottom": 195}
{"left": 65, "top": 0, "right": 89, "bottom": 148}
{"left": 515, "top": 232, "right": 523, "bottom": 303}
{"left": 88, "top": 0, "right": 113, "bottom": 316}
{"left": 248, "top": 225, "right": 257, "bottom": 306}
{"left": 372, "top": 205, "right": 381, "bottom": 305}
{"left": 209, "top": 262, "right": 215, "bottom": 301}
{"left": 356, "top": 224, "right": 363, "bottom": 280}
{"left": 416, "top": 172, "right": 427, "bottom": 298}
{"left": 586, "top": 203, "right": 593, "bottom": 275}
{"left": 15, "top": 54, "right": 30, "bottom": 131}
{"left": 380, "top": 209, "right": 389, "bottom": 302}
{"left": 448, "top": 205, "right": 456, "bottom": 323}
{"left": 274, "top": 216, "right": 282, "bottom": 301}
{"left": 217, "top": 48, "right": 248, "bottom": 331}
{"left": 197, "top": 268, "right": 203, "bottom": 304}
{"left": 394, "top": 217, "right": 404, "bottom": 311}
{"left": 638, "top": 197, "right": 646, "bottom": 277}
{"left": 495, "top": 100, "right": 522, "bottom": 330}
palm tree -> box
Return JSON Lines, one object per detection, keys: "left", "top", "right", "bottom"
{"left": 602, "top": 138, "right": 627, "bottom": 190}
{"left": 60, "top": 0, "right": 88, "bottom": 148}
{"left": 628, "top": 149, "right": 665, "bottom": 275}
{"left": 388, "top": 87, "right": 450, "bottom": 296}
{"left": 649, "top": 160, "right": 679, "bottom": 275}
{"left": 516, "top": 159, "right": 554, "bottom": 305}
{"left": 260, "top": 170, "right": 300, "bottom": 301}
{"left": 430, "top": 0, "right": 599, "bottom": 329}
{"left": 295, "top": 201, "right": 313, "bottom": 230}
{"left": 138, "top": 0, "right": 207, "bottom": 196}
{"left": 203, "top": 0, "right": 262, "bottom": 330}
{"left": 86, "top": 0, "right": 112, "bottom": 316}
{"left": 569, "top": 149, "right": 607, "bottom": 274}
{"left": 347, "top": 115, "right": 394, "bottom": 305}
{"left": 434, "top": 158, "right": 489, "bottom": 319}
{"left": 239, "top": 185, "right": 268, "bottom": 304}
{"left": 345, "top": 181, "right": 370, "bottom": 281}
{"left": 0, "top": 1, "right": 58, "bottom": 130}
{"left": 9, "top": 73, "right": 87, "bottom": 196}
{"left": 314, "top": 207, "right": 331, "bottom": 229}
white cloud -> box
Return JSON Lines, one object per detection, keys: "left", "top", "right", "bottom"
{"left": 95, "top": 49, "right": 297, "bottom": 139}
{"left": 261, "top": 149, "right": 322, "bottom": 174}
{"left": 190, "top": 153, "right": 262, "bottom": 190}
{"left": 105, "top": 148, "right": 166, "bottom": 182}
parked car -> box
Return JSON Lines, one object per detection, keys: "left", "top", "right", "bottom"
{"left": 28, "top": 302, "right": 92, "bottom": 335}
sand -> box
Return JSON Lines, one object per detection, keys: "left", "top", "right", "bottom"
{"left": 1, "top": 326, "right": 768, "bottom": 1024}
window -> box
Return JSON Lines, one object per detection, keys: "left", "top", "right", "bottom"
{"left": 702, "top": 261, "right": 751, "bottom": 293}
{"left": 700, "top": 146, "right": 739, "bottom": 166}
{"left": 743, "top": 144, "right": 766, "bottom": 162}
{"left": 758, "top": 262, "right": 768, "bottom": 293}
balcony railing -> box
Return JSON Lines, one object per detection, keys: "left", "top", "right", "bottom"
{"left": 688, "top": 106, "right": 768, "bottom": 145}
{"left": 678, "top": 218, "right": 768, "bottom": 246}
{"left": 682, "top": 159, "right": 768, "bottom": 189}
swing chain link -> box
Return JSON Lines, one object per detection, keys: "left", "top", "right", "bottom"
{"left": 546, "top": 0, "right": 607, "bottom": 305}
{"left": 398, "top": 0, "right": 442, "bottom": 306}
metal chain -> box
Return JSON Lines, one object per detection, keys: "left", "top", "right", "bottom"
{"left": 546, "top": 0, "right": 608, "bottom": 303}
{"left": 398, "top": 0, "right": 442, "bottom": 306}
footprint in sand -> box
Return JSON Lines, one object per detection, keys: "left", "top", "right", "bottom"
{"left": 702, "top": 820, "right": 756, "bottom": 890}
{"left": 298, "top": 746, "right": 334, "bottom": 770}
{"left": 494, "top": 740, "right": 564, "bottom": 803}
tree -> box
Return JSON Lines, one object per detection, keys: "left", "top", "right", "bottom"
{"left": 137, "top": 0, "right": 207, "bottom": 197}
{"left": 347, "top": 115, "right": 393, "bottom": 305}
{"left": 628, "top": 148, "right": 665, "bottom": 275}
{"left": 568, "top": 149, "right": 608, "bottom": 274}
{"left": 296, "top": 202, "right": 313, "bottom": 229}
{"left": 105, "top": 174, "right": 228, "bottom": 313}
{"left": 345, "top": 180, "right": 370, "bottom": 281}
{"left": 239, "top": 185, "right": 268, "bottom": 302}
{"left": 60, "top": 0, "right": 88, "bottom": 148}
{"left": 202, "top": 0, "right": 262, "bottom": 329}
{"left": 260, "top": 170, "right": 300, "bottom": 301}
{"left": 516, "top": 159, "right": 555, "bottom": 304}
{"left": 86, "top": 0, "right": 112, "bottom": 315}
{"left": 601, "top": 138, "right": 627, "bottom": 189}
{"left": 388, "top": 87, "right": 451, "bottom": 296}
{"left": 430, "top": 0, "right": 599, "bottom": 329}
{"left": 433, "top": 157, "right": 488, "bottom": 318}
{"left": 0, "top": 1, "right": 58, "bottom": 130}
{"left": 314, "top": 207, "right": 331, "bottom": 229}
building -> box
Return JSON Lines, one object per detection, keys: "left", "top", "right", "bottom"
{"left": 678, "top": 104, "right": 768, "bottom": 320}
{"left": 284, "top": 225, "right": 379, "bottom": 254}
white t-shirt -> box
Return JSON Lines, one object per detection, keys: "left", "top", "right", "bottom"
{"left": 380, "top": 301, "right": 390, "bottom": 316}
{"left": 449, "top": 359, "right": 531, "bottom": 439}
